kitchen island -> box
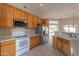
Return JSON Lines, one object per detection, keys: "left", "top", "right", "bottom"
{"left": 53, "top": 32, "right": 79, "bottom": 56}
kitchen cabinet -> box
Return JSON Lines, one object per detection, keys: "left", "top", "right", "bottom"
{"left": 63, "top": 39, "right": 71, "bottom": 56}
{"left": 33, "top": 15, "right": 37, "bottom": 29}
{"left": 43, "top": 19, "right": 49, "bottom": 25}
{"left": 14, "top": 8, "right": 21, "bottom": 20}
{"left": 27, "top": 14, "right": 38, "bottom": 29}
{"left": 0, "top": 4, "right": 13, "bottom": 29}
{"left": 20, "top": 10, "right": 28, "bottom": 21}
{"left": 57, "top": 37, "right": 63, "bottom": 51}
{"left": 27, "top": 13, "right": 33, "bottom": 29}
{"left": 0, "top": 4, "right": 44, "bottom": 29}
{"left": 30, "top": 35, "right": 41, "bottom": 49}
{"left": 37, "top": 17, "right": 43, "bottom": 25}
{"left": 0, "top": 40, "right": 16, "bottom": 56}
{"left": 53, "top": 36, "right": 71, "bottom": 56}
{"left": 53, "top": 36, "right": 63, "bottom": 51}
{"left": 53, "top": 36, "right": 58, "bottom": 49}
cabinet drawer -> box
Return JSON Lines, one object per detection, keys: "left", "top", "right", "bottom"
{"left": 1, "top": 40, "right": 15, "bottom": 47}
{"left": 1, "top": 43, "right": 16, "bottom": 56}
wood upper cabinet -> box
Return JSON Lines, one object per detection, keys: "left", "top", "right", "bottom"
{"left": 43, "top": 19, "right": 49, "bottom": 25}
{"left": 30, "top": 35, "right": 40, "bottom": 49}
{"left": 37, "top": 17, "right": 43, "bottom": 25}
{"left": 0, "top": 4, "right": 44, "bottom": 29}
{"left": 0, "top": 40, "right": 16, "bottom": 56}
{"left": 14, "top": 8, "right": 21, "bottom": 20}
{"left": 20, "top": 10, "right": 28, "bottom": 21}
{"left": 27, "top": 13, "right": 33, "bottom": 29}
{"left": 27, "top": 14, "right": 37, "bottom": 29}
{"left": 0, "top": 4, "right": 13, "bottom": 29}
{"left": 33, "top": 15, "right": 37, "bottom": 29}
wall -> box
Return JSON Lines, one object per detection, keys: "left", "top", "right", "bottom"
{"left": 58, "top": 16, "right": 79, "bottom": 33}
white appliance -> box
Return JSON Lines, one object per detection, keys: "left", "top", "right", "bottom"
{"left": 12, "top": 28, "right": 30, "bottom": 56}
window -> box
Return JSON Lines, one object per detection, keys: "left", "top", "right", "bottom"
{"left": 63, "top": 25, "right": 76, "bottom": 32}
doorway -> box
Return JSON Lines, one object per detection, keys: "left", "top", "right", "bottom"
{"left": 49, "top": 20, "right": 58, "bottom": 44}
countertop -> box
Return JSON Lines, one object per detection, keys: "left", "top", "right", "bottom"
{"left": 0, "top": 35, "right": 15, "bottom": 42}
{"left": 0, "top": 34, "right": 40, "bottom": 42}
{"left": 30, "top": 34, "right": 40, "bottom": 36}
{"left": 0, "top": 35, "right": 28, "bottom": 42}
{"left": 54, "top": 34, "right": 79, "bottom": 41}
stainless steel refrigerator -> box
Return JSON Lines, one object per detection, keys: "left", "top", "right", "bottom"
{"left": 36, "top": 25, "right": 49, "bottom": 45}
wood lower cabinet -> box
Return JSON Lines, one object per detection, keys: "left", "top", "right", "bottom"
{"left": 30, "top": 35, "right": 40, "bottom": 49}
{"left": 0, "top": 40, "right": 16, "bottom": 56}
{"left": 63, "top": 40, "right": 71, "bottom": 56}
{"left": 53, "top": 36, "right": 71, "bottom": 56}
{"left": 53, "top": 36, "right": 58, "bottom": 49}
{"left": 57, "top": 38, "right": 63, "bottom": 51}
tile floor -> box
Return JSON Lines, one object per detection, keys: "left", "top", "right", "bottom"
{"left": 21, "top": 39, "right": 64, "bottom": 56}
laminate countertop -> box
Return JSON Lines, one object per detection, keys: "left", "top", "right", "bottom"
{"left": 30, "top": 34, "right": 40, "bottom": 37}
{"left": 54, "top": 34, "right": 79, "bottom": 41}
{"left": 0, "top": 35, "right": 15, "bottom": 42}
{"left": 0, "top": 35, "right": 28, "bottom": 42}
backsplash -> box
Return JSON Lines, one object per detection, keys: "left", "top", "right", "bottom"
{"left": 29, "top": 29, "right": 36, "bottom": 35}
{"left": 0, "top": 29, "right": 11, "bottom": 36}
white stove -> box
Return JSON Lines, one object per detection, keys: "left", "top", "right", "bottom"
{"left": 12, "top": 28, "right": 30, "bottom": 56}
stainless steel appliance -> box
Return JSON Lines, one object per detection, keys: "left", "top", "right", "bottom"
{"left": 36, "top": 25, "right": 49, "bottom": 45}
{"left": 13, "top": 20, "right": 27, "bottom": 28}
{"left": 12, "top": 28, "right": 30, "bottom": 56}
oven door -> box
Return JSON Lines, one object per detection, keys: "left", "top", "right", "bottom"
{"left": 16, "top": 37, "right": 29, "bottom": 51}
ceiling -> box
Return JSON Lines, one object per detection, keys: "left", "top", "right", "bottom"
{"left": 9, "top": 3, "right": 79, "bottom": 19}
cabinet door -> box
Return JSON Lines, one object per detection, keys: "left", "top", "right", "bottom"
{"left": 33, "top": 16, "right": 37, "bottom": 29}
{"left": 0, "top": 4, "right": 5, "bottom": 28}
{"left": 0, "top": 4, "right": 13, "bottom": 29}
{"left": 20, "top": 11, "right": 26, "bottom": 20}
{"left": 27, "top": 14, "right": 33, "bottom": 29}
{"left": 30, "top": 37, "right": 36, "bottom": 49}
{"left": 63, "top": 40, "right": 70, "bottom": 56}
{"left": 53, "top": 36, "right": 58, "bottom": 49}
{"left": 0, "top": 40, "right": 16, "bottom": 56}
{"left": 57, "top": 38, "right": 63, "bottom": 51}
{"left": 37, "top": 17, "right": 43, "bottom": 25}
{"left": 35, "top": 36, "right": 40, "bottom": 45}
{"left": 14, "top": 8, "right": 21, "bottom": 20}
{"left": 43, "top": 19, "right": 49, "bottom": 25}
{"left": 30, "top": 35, "right": 40, "bottom": 49}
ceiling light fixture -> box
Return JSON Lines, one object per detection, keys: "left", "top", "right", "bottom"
{"left": 40, "top": 3, "right": 43, "bottom": 7}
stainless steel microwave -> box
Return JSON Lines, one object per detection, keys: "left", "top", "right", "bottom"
{"left": 13, "top": 20, "right": 27, "bottom": 28}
